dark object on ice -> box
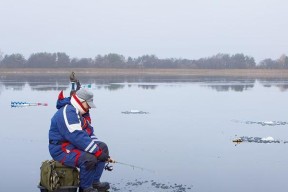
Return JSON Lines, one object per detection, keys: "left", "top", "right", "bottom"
{"left": 232, "top": 138, "right": 242, "bottom": 143}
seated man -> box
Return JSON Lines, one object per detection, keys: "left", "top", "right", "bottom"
{"left": 49, "top": 88, "right": 110, "bottom": 192}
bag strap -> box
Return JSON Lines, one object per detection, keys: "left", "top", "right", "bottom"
{"left": 49, "top": 160, "right": 60, "bottom": 191}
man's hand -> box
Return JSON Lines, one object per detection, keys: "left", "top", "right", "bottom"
{"left": 107, "top": 157, "right": 115, "bottom": 163}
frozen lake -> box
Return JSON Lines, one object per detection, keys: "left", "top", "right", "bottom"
{"left": 0, "top": 75, "right": 288, "bottom": 192}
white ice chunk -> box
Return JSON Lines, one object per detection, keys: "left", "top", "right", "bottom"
{"left": 261, "top": 136, "right": 274, "bottom": 141}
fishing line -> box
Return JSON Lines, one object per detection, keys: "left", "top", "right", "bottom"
{"left": 108, "top": 160, "right": 156, "bottom": 173}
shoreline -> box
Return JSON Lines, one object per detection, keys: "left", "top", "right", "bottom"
{"left": 1, "top": 68, "right": 288, "bottom": 78}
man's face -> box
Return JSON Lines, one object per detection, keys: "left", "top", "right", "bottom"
{"left": 82, "top": 101, "right": 91, "bottom": 111}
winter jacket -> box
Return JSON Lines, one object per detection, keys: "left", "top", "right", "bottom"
{"left": 49, "top": 92, "right": 101, "bottom": 165}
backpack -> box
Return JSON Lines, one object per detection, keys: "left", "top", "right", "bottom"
{"left": 40, "top": 160, "right": 79, "bottom": 191}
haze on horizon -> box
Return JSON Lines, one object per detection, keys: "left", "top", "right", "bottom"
{"left": 0, "top": 0, "right": 287, "bottom": 63}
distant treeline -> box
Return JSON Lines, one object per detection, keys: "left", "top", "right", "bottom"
{"left": 0, "top": 52, "right": 287, "bottom": 69}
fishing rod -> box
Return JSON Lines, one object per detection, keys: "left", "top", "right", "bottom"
{"left": 11, "top": 102, "right": 48, "bottom": 107}
{"left": 106, "top": 159, "right": 155, "bottom": 173}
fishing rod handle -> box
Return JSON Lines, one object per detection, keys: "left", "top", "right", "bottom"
{"left": 107, "top": 158, "right": 116, "bottom": 163}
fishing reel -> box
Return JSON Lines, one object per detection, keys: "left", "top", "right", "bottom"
{"left": 104, "top": 162, "right": 113, "bottom": 171}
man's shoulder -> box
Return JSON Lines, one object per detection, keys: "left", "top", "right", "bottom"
{"left": 64, "top": 104, "right": 78, "bottom": 115}
{"left": 63, "top": 104, "right": 75, "bottom": 111}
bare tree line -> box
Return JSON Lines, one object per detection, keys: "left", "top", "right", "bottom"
{"left": 0, "top": 51, "right": 287, "bottom": 69}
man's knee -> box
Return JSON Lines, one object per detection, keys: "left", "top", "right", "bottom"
{"left": 97, "top": 142, "right": 109, "bottom": 154}
{"left": 79, "top": 152, "right": 98, "bottom": 170}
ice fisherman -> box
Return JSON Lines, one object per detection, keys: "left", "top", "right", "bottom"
{"left": 49, "top": 88, "right": 111, "bottom": 192}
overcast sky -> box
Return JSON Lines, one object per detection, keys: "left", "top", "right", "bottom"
{"left": 0, "top": 0, "right": 287, "bottom": 62}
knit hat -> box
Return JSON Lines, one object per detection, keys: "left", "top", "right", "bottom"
{"left": 76, "top": 88, "right": 96, "bottom": 108}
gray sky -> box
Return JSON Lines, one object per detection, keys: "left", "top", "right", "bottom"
{"left": 0, "top": 0, "right": 287, "bottom": 62}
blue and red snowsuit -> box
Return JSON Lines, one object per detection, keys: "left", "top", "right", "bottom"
{"left": 49, "top": 93, "right": 105, "bottom": 189}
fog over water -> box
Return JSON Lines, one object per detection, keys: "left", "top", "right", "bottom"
{"left": 1, "top": 0, "right": 288, "bottom": 62}
{"left": 0, "top": 75, "right": 288, "bottom": 192}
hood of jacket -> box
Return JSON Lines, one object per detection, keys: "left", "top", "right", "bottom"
{"left": 56, "top": 97, "right": 71, "bottom": 109}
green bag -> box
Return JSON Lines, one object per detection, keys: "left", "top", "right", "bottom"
{"left": 40, "top": 160, "right": 79, "bottom": 191}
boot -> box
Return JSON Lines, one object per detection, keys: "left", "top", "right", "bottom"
{"left": 80, "top": 187, "right": 98, "bottom": 192}
{"left": 92, "top": 182, "right": 110, "bottom": 192}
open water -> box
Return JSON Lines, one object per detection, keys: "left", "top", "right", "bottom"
{"left": 0, "top": 75, "right": 288, "bottom": 192}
